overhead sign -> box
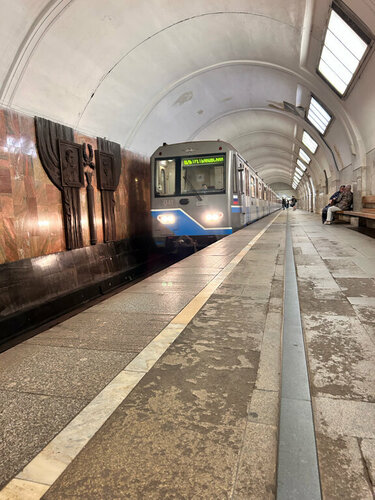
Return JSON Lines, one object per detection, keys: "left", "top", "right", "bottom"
{"left": 182, "top": 156, "right": 224, "bottom": 166}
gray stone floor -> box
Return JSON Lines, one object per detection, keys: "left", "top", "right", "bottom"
{"left": 1, "top": 211, "right": 374, "bottom": 499}
{"left": 42, "top": 217, "right": 285, "bottom": 500}
{"left": 290, "top": 212, "right": 375, "bottom": 499}
{"left": 0, "top": 214, "right": 282, "bottom": 496}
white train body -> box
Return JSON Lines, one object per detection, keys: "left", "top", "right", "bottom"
{"left": 150, "top": 141, "right": 280, "bottom": 248}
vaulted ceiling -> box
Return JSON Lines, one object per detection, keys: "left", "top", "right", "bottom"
{"left": 0, "top": 0, "right": 374, "bottom": 192}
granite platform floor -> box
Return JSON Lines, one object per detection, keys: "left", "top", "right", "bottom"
{"left": 290, "top": 212, "right": 375, "bottom": 499}
{"left": 0, "top": 212, "right": 283, "bottom": 499}
{"left": 0, "top": 210, "right": 374, "bottom": 499}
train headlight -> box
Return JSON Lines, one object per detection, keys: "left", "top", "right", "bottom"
{"left": 204, "top": 211, "right": 223, "bottom": 223}
{"left": 157, "top": 213, "right": 176, "bottom": 225}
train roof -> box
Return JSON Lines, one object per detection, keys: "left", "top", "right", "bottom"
{"left": 151, "top": 140, "right": 235, "bottom": 156}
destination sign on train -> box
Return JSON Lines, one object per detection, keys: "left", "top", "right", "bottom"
{"left": 183, "top": 156, "right": 224, "bottom": 166}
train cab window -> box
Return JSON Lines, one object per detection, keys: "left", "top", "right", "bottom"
{"left": 250, "top": 176, "right": 255, "bottom": 198}
{"left": 155, "top": 159, "right": 176, "bottom": 196}
{"left": 181, "top": 155, "right": 225, "bottom": 195}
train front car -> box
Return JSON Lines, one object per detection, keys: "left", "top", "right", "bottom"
{"left": 150, "top": 141, "right": 232, "bottom": 250}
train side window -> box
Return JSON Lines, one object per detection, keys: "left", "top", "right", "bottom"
{"left": 250, "top": 176, "right": 255, "bottom": 197}
{"left": 155, "top": 159, "right": 176, "bottom": 196}
{"left": 232, "top": 155, "right": 238, "bottom": 193}
{"left": 245, "top": 169, "right": 250, "bottom": 196}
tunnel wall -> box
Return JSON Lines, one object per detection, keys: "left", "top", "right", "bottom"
{"left": 0, "top": 108, "right": 151, "bottom": 263}
{"left": 0, "top": 106, "right": 154, "bottom": 344}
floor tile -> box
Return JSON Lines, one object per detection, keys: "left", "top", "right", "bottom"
{"left": 0, "top": 344, "right": 135, "bottom": 399}
{"left": 0, "top": 391, "right": 85, "bottom": 488}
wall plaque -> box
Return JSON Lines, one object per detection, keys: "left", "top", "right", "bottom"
{"left": 59, "top": 139, "right": 84, "bottom": 188}
{"left": 95, "top": 150, "right": 116, "bottom": 190}
{"left": 96, "top": 138, "right": 122, "bottom": 242}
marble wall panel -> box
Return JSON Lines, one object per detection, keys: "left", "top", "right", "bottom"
{"left": 0, "top": 108, "right": 151, "bottom": 265}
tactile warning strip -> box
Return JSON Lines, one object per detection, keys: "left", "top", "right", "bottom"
{"left": 277, "top": 214, "right": 322, "bottom": 499}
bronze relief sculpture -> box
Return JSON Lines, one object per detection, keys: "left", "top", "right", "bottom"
{"left": 35, "top": 116, "right": 123, "bottom": 250}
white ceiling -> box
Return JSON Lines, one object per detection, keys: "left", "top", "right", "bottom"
{"left": 0, "top": 0, "right": 374, "bottom": 190}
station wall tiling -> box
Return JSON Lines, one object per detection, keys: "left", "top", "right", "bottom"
{"left": 0, "top": 107, "right": 151, "bottom": 265}
{"left": 0, "top": 106, "right": 153, "bottom": 342}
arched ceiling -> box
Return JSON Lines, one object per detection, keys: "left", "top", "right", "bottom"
{"left": 0, "top": 0, "right": 374, "bottom": 191}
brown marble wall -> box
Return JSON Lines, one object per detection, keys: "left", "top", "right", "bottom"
{"left": 0, "top": 107, "right": 151, "bottom": 265}
{"left": 0, "top": 109, "right": 65, "bottom": 264}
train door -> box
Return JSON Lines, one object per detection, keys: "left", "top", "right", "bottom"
{"left": 238, "top": 161, "right": 247, "bottom": 226}
{"left": 244, "top": 166, "right": 250, "bottom": 223}
{"left": 260, "top": 183, "right": 264, "bottom": 216}
{"left": 231, "top": 153, "right": 241, "bottom": 230}
{"left": 250, "top": 175, "right": 256, "bottom": 222}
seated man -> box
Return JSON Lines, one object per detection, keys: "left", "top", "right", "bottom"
{"left": 324, "top": 185, "right": 353, "bottom": 224}
{"left": 322, "top": 185, "right": 345, "bottom": 223}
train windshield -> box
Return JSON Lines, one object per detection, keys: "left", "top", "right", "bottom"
{"left": 181, "top": 155, "right": 225, "bottom": 195}
{"left": 155, "top": 159, "right": 176, "bottom": 196}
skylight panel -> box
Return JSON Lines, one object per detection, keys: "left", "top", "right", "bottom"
{"left": 295, "top": 167, "right": 303, "bottom": 177}
{"left": 329, "top": 10, "right": 367, "bottom": 58}
{"left": 317, "top": 6, "right": 370, "bottom": 96}
{"left": 307, "top": 97, "right": 332, "bottom": 134}
{"left": 302, "top": 131, "right": 318, "bottom": 154}
{"left": 299, "top": 148, "right": 311, "bottom": 164}
{"left": 297, "top": 159, "right": 307, "bottom": 171}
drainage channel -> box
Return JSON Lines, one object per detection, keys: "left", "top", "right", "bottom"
{"left": 277, "top": 215, "right": 322, "bottom": 499}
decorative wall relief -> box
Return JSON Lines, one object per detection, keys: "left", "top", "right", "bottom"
{"left": 35, "top": 117, "right": 84, "bottom": 249}
{"left": 96, "top": 138, "right": 122, "bottom": 242}
{"left": 82, "top": 143, "right": 97, "bottom": 245}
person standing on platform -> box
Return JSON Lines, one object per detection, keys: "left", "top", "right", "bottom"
{"left": 290, "top": 196, "right": 297, "bottom": 210}
{"left": 322, "top": 185, "right": 345, "bottom": 223}
{"left": 282, "top": 198, "right": 287, "bottom": 210}
{"left": 324, "top": 185, "right": 353, "bottom": 224}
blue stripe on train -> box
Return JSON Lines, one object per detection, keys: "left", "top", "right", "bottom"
{"left": 151, "top": 209, "right": 232, "bottom": 236}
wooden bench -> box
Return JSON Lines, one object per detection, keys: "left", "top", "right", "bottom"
{"left": 338, "top": 196, "right": 375, "bottom": 221}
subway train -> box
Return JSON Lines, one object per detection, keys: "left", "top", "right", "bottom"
{"left": 150, "top": 140, "right": 281, "bottom": 250}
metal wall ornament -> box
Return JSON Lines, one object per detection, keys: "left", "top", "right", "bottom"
{"left": 35, "top": 117, "right": 84, "bottom": 250}
{"left": 59, "top": 139, "right": 84, "bottom": 188}
{"left": 82, "top": 143, "right": 97, "bottom": 245}
{"left": 35, "top": 117, "right": 123, "bottom": 249}
{"left": 96, "top": 138, "right": 122, "bottom": 243}
{"left": 95, "top": 150, "right": 116, "bottom": 190}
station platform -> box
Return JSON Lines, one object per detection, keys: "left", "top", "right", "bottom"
{"left": 0, "top": 210, "right": 374, "bottom": 499}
